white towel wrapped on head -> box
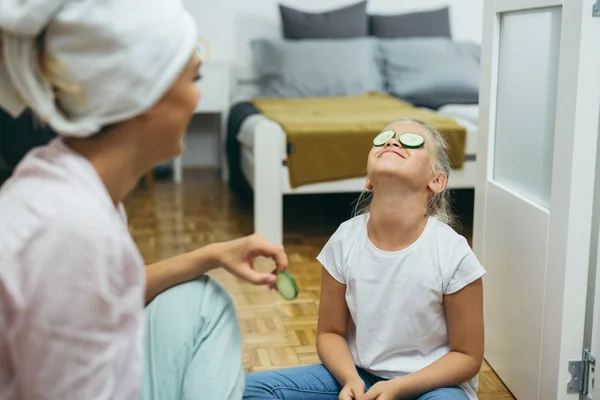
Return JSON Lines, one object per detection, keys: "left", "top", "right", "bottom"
{"left": 0, "top": 0, "right": 198, "bottom": 137}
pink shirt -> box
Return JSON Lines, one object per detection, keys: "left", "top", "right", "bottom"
{"left": 0, "top": 139, "right": 146, "bottom": 399}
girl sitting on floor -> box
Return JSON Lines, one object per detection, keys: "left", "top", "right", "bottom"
{"left": 243, "top": 119, "right": 486, "bottom": 400}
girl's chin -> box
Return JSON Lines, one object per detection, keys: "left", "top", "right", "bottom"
{"left": 370, "top": 167, "right": 406, "bottom": 180}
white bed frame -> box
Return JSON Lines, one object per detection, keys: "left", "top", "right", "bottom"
{"left": 223, "top": 86, "right": 478, "bottom": 245}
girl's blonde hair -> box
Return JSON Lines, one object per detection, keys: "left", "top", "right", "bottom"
{"left": 352, "top": 118, "right": 457, "bottom": 229}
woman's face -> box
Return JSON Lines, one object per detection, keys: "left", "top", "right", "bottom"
{"left": 141, "top": 51, "right": 202, "bottom": 160}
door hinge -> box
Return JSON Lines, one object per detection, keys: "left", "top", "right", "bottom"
{"left": 568, "top": 350, "right": 596, "bottom": 398}
{"left": 594, "top": 0, "right": 600, "bottom": 17}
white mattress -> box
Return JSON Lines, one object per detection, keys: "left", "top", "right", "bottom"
{"left": 236, "top": 104, "right": 480, "bottom": 159}
{"left": 437, "top": 104, "right": 480, "bottom": 155}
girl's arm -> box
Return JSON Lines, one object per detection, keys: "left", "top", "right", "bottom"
{"left": 364, "top": 278, "right": 484, "bottom": 399}
{"left": 145, "top": 233, "right": 288, "bottom": 304}
{"left": 316, "top": 268, "right": 362, "bottom": 386}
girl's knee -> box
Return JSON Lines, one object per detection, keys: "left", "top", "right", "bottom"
{"left": 244, "top": 365, "right": 340, "bottom": 399}
{"left": 418, "top": 387, "right": 470, "bottom": 400}
{"left": 243, "top": 371, "right": 279, "bottom": 399}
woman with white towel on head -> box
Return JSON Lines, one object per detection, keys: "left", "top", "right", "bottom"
{"left": 0, "top": 1, "right": 287, "bottom": 399}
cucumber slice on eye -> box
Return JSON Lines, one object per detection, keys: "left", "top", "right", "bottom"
{"left": 373, "top": 129, "right": 396, "bottom": 147}
{"left": 399, "top": 132, "right": 424, "bottom": 149}
{"left": 276, "top": 271, "right": 298, "bottom": 300}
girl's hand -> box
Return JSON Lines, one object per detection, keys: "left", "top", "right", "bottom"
{"left": 361, "top": 380, "right": 401, "bottom": 400}
{"left": 215, "top": 233, "right": 288, "bottom": 288}
{"left": 339, "top": 378, "right": 365, "bottom": 400}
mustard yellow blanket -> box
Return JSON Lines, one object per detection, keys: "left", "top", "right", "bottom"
{"left": 251, "top": 92, "right": 466, "bottom": 188}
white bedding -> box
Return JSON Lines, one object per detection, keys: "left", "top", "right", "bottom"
{"left": 234, "top": 100, "right": 480, "bottom": 192}
{"left": 437, "top": 104, "right": 479, "bottom": 155}
{"left": 236, "top": 103, "right": 480, "bottom": 159}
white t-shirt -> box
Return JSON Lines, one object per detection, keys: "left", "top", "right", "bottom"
{"left": 0, "top": 138, "right": 146, "bottom": 400}
{"left": 317, "top": 213, "right": 485, "bottom": 400}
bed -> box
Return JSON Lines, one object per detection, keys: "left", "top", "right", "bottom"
{"left": 222, "top": 3, "right": 482, "bottom": 245}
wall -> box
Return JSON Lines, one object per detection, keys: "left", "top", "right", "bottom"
{"left": 180, "top": 0, "right": 484, "bottom": 167}
{"left": 180, "top": 114, "right": 220, "bottom": 168}
{"left": 186, "top": 0, "right": 484, "bottom": 62}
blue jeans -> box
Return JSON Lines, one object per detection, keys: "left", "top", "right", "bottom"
{"left": 244, "top": 364, "right": 469, "bottom": 400}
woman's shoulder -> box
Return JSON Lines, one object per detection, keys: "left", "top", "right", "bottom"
{"left": 0, "top": 181, "right": 141, "bottom": 308}
{"left": 0, "top": 172, "right": 117, "bottom": 260}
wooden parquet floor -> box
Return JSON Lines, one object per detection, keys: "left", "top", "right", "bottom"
{"left": 124, "top": 169, "right": 515, "bottom": 400}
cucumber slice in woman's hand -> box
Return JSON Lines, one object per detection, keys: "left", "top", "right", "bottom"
{"left": 276, "top": 271, "right": 298, "bottom": 300}
{"left": 373, "top": 129, "right": 396, "bottom": 147}
{"left": 399, "top": 132, "right": 424, "bottom": 149}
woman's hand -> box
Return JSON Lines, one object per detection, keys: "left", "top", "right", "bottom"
{"left": 339, "top": 378, "right": 365, "bottom": 400}
{"left": 215, "top": 233, "right": 288, "bottom": 287}
{"left": 144, "top": 233, "right": 287, "bottom": 304}
{"left": 361, "top": 380, "right": 401, "bottom": 400}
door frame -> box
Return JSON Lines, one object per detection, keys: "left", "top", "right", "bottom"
{"left": 473, "top": 0, "right": 600, "bottom": 398}
{"left": 586, "top": 108, "right": 600, "bottom": 399}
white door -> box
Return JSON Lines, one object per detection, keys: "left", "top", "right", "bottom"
{"left": 473, "top": 0, "right": 600, "bottom": 399}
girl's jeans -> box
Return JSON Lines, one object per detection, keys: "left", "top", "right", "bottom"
{"left": 244, "top": 364, "right": 469, "bottom": 399}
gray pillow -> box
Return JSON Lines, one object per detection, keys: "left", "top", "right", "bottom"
{"left": 251, "top": 38, "right": 384, "bottom": 98}
{"left": 279, "top": 1, "right": 368, "bottom": 39}
{"left": 380, "top": 37, "right": 480, "bottom": 109}
{"left": 455, "top": 41, "right": 482, "bottom": 63}
{"left": 369, "top": 7, "right": 451, "bottom": 38}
